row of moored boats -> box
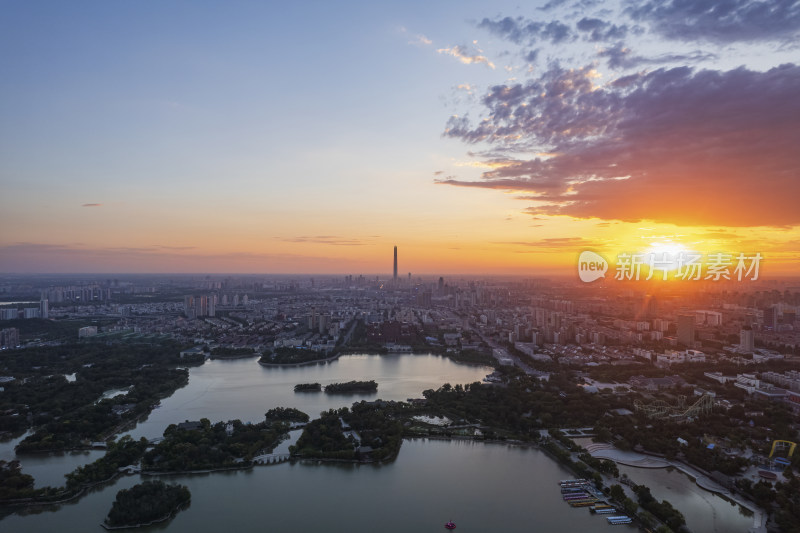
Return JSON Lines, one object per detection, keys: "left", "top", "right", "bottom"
{"left": 558, "top": 479, "right": 632, "bottom": 526}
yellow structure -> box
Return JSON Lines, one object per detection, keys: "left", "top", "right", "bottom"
{"left": 769, "top": 440, "right": 797, "bottom": 459}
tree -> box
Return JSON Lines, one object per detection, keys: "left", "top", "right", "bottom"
{"left": 610, "top": 484, "right": 626, "bottom": 502}
{"left": 623, "top": 497, "right": 639, "bottom": 516}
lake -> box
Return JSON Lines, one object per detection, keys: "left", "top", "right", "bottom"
{"left": 2, "top": 439, "right": 637, "bottom": 533}
{"left": 123, "top": 353, "right": 492, "bottom": 440}
{"left": 0, "top": 353, "right": 752, "bottom": 531}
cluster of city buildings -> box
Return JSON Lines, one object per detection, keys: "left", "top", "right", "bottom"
{"left": 1, "top": 264, "right": 798, "bottom": 368}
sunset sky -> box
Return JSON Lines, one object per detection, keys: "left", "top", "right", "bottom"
{"left": 1, "top": 1, "right": 799, "bottom": 276}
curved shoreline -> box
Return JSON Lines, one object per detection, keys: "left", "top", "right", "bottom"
{"left": 257, "top": 350, "right": 495, "bottom": 369}
{"left": 101, "top": 499, "right": 190, "bottom": 530}
{"left": 587, "top": 443, "right": 767, "bottom": 531}
{"left": 1, "top": 471, "right": 124, "bottom": 507}
{"left": 258, "top": 353, "right": 341, "bottom": 367}
{"left": 141, "top": 463, "right": 257, "bottom": 476}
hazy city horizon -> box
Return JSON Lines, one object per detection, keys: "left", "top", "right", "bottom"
{"left": 1, "top": 0, "right": 798, "bottom": 532}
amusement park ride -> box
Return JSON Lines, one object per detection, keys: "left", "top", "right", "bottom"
{"left": 633, "top": 393, "right": 714, "bottom": 420}
{"left": 768, "top": 440, "right": 797, "bottom": 470}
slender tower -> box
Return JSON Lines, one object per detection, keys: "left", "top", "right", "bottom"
{"left": 393, "top": 246, "right": 398, "bottom": 282}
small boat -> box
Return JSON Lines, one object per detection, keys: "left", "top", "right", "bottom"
{"left": 445, "top": 520, "right": 456, "bottom": 529}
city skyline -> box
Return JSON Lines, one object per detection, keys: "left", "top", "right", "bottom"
{"left": 1, "top": 1, "right": 799, "bottom": 276}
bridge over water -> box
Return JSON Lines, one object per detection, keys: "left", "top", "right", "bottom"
{"left": 253, "top": 453, "right": 291, "bottom": 465}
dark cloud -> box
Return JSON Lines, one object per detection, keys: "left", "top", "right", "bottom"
{"left": 440, "top": 63, "right": 800, "bottom": 227}
{"left": 576, "top": 17, "right": 630, "bottom": 41}
{"left": 276, "top": 236, "right": 367, "bottom": 246}
{"left": 444, "top": 64, "right": 611, "bottom": 146}
{"left": 540, "top": 0, "right": 603, "bottom": 11}
{"left": 81, "top": 203, "right": 102, "bottom": 207}
{"left": 598, "top": 42, "right": 718, "bottom": 69}
{"left": 539, "top": 0, "right": 570, "bottom": 10}
{"left": 625, "top": 0, "right": 800, "bottom": 43}
{"left": 500, "top": 237, "right": 608, "bottom": 251}
{"left": 478, "top": 16, "right": 574, "bottom": 45}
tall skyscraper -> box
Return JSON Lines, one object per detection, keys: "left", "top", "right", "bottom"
{"left": 393, "top": 246, "right": 398, "bottom": 282}
{"left": 764, "top": 306, "right": 778, "bottom": 330}
{"left": 677, "top": 314, "right": 695, "bottom": 347}
{"left": 740, "top": 326, "right": 754, "bottom": 352}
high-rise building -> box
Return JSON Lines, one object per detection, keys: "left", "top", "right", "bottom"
{"left": 318, "top": 314, "right": 330, "bottom": 334}
{"left": 185, "top": 296, "right": 196, "bottom": 319}
{"left": 677, "top": 314, "right": 695, "bottom": 347}
{"left": 740, "top": 326, "right": 754, "bottom": 352}
{"left": 0, "top": 327, "right": 19, "bottom": 349}
{"left": 393, "top": 246, "right": 398, "bottom": 282}
{"left": 39, "top": 298, "right": 49, "bottom": 319}
{"left": 763, "top": 306, "right": 778, "bottom": 330}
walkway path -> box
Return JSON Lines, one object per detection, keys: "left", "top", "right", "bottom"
{"left": 585, "top": 443, "right": 767, "bottom": 533}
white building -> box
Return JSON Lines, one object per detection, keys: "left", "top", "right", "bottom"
{"left": 78, "top": 326, "right": 98, "bottom": 338}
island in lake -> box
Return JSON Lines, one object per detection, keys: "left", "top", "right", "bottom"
{"left": 103, "top": 480, "right": 190, "bottom": 529}
{"left": 294, "top": 382, "right": 322, "bottom": 392}
{"left": 324, "top": 380, "right": 378, "bottom": 394}
{"left": 142, "top": 418, "right": 288, "bottom": 472}
{"left": 259, "top": 347, "right": 337, "bottom": 365}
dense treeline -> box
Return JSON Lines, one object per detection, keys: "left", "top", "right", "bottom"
{"left": 593, "top": 406, "right": 780, "bottom": 475}
{"left": 265, "top": 407, "right": 309, "bottom": 423}
{"left": 291, "top": 402, "right": 404, "bottom": 461}
{"left": 347, "top": 401, "right": 404, "bottom": 461}
{"left": 260, "top": 347, "right": 332, "bottom": 365}
{"left": 0, "top": 460, "right": 41, "bottom": 501}
{"left": 0, "top": 437, "right": 148, "bottom": 503}
{"left": 735, "top": 474, "right": 800, "bottom": 532}
{"left": 210, "top": 347, "right": 255, "bottom": 359}
{"left": 142, "top": 418, "right": 286, "bottom": 472}
{"left": 66, "top": 436, "right": 147, "bottom": 489}
{"left": 1, "top": 341, "right": 201, "bottom": 450}
{"left": 420, "top": 376, "right": 627, "bottom": 437}
{"left": 632, "top": 484, "right": 688, "bottom": 532}
{"left": 324, "top": 380, "right": 378, "bottom": 394}
{"left": 291, "top": 410, "right": 355, "bottom": 460}
{"left": 294, "top": 383, "right": 322, "bottom": 392}
{"left": 104, "top": 480, "right": 190, "bottom": 528}
{"left": 445, "top": 349, "right": 496, "bottom": 367}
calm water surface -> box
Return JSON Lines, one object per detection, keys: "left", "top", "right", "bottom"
{"left": 617, "top": 464, "right": 752, "bottom": 533}
{"left": 570, "top": 437, "right": 751, "bottom": 532}
{"left": 0, "top": 354, "right": 751, "bottom": 531}
{"left": 124, "top": 353, "right": 491, "bottom": 440}
{"left": 2, "top": 439, "right": 636, "bottom": 533}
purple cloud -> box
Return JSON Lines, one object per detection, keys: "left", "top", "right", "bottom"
{"left": 626, "top": 0, "right": 800, "bottom": 43}
{"left": 440, "top": 63, "right": 800, "bottom": 227}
